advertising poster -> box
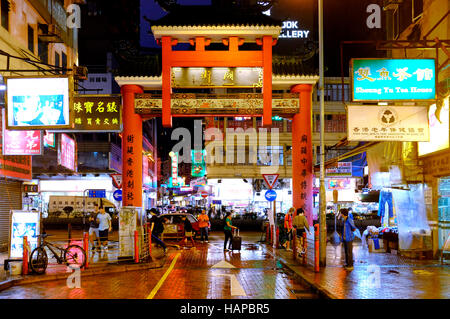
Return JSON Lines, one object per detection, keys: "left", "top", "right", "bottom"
{"left": 347, "top": 105, "right": 430, "bottom": 142}
{"left": 418, "top": 98, "right": 449, "bottom": 156}
{"left": 43, "top": 132, "right": 56, "bottom": 148}
{"left": 119, "top": 207, "right": 137, "bottom": 258}
{"left": 6, "top": 77, "right": 71, "bottom": 129}
{"left": 2, "top": 109, "right": 42, "bottom": 155}
{"left": 9, "top": 210, "right": 40, "bottom": 258}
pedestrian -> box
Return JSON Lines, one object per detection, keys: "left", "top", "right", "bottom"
{"left": 293, "top": 208, "right": 310, "bottom": 256}
{"left": 337, "top": 208, "right": 356, "bottom": 270}
{"left": 181, "top": 215, "right": 195, "bottom": 247}
{"left": 149, "top": 210, "right": 167, "bottom": 252}
{"left": 223, "top": 211, "right": 238, "bottom": 251}
{"left": 283, "top": 207, "right": 295, "bottom": 251}
{"left": 198, "top": 209, "right": 210, "bottom": 243}
{"left": 88, "top": 203, "right": 100, "bottom": 252}
{"left": 96, "top": 204, "right": 112, "bottom": 253}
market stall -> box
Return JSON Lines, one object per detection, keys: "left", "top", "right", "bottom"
{"left": 362, "top": 185, "right": 432, "bottom": 258}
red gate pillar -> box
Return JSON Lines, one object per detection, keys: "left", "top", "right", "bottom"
{"left": 121, "top": 84, "right": 144, "bottom": 208}
{"left": 291, "top": 84, "right": 314, "bottom": 225}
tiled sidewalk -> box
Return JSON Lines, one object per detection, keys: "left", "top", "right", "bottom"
{"left": 271, "top": 242, "right": 450, "bottom": 299}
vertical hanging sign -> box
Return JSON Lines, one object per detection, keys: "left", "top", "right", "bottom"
{"left": 124, "top": 133, "right": 136, "bottom": 204}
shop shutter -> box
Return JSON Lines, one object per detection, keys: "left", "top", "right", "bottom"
{"left": 0, "top": 180, "right": 22, "bottom": 252}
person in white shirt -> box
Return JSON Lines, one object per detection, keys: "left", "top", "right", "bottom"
{"left": 96, "top": 205, "right": 112, "bottom": 252}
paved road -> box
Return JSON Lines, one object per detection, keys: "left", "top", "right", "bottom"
{"left": 0, "top": 232, "right": 318, "bottom": 299}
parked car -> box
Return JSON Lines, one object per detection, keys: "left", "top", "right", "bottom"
{"left": 159, "top": 213, "right": 200, "bottom": 240}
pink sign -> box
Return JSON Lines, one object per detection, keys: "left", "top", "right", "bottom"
{"left": 58, "top": 133, "right": 76, "bottom": 171}
{"left": 2, "top": 129, "right": 42, "bottom": 155}
{"left": 43, "top": 132, "right": 55, "bottom": 148}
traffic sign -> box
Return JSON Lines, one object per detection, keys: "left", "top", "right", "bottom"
{"left": 88, "top": 189, "right": 106, "bottom": 198}
{"left": 113, "top": 189, "right": 122, "bottom": 202}
{"left": 201, "top": 191, "right": 208, "bottom": 198}
{"left": 111, "top": 174, "right": 122, "bottom": 189}
{"left": 265, "top": 189, "right": 277, "bottom": 202}
{"left": 262, "top": 174, "right": 279, "bottom": 189}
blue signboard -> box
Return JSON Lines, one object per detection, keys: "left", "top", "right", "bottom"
{"left": 265, "top": 189, "right": 277, "bottom": 202}
{"left": 113, "top": 190, "right": 122, "bottom": 202}
{"left": 351, "top": 58, "right": 436, "bottom": 101}
{"left": 88, "top": 189, "right": 106, "bottom": 198}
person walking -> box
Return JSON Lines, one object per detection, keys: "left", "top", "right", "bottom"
{"left": 293, "top": 208, "right": 310, "bottom": 257}
{"left": 88, "top": 203, "right": 100, "bottom": 253}
{"left": 283, "top": 207, "right": 295, "bottom": 251}
{"left": 96, "top": 204, "right": 112, "bottom": 253}
{"left": 198, "top": 209, "right": 210, "bottom": 243}
{"left": 181, "top": 215, "right": 195, "bottom": 247}
{"left": 149, "top": 210, "right": 167, "bottom": 252}
{"left": 338, "top": 208, "right": 357, "bottom": 270}
{"left": 223, "top": 211, "right": 238, "bottom": 251}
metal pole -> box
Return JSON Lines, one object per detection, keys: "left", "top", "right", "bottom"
{"left": 272, "top": 200, "right": 277, "bottom": 249}
{"left": 318, "top": 0, "right": 327, "bottom": 267}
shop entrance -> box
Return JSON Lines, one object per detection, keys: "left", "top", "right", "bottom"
{"left": 438, "top": 177, "right": 450, "bottom": 251}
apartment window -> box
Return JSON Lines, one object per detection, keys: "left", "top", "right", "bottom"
{"left": 55, "top": 52, "right": 60, "bottom": 69}
{"left": 28, "top": 25, "right": 34, "bottom": 53}
{"left": 412, "top": 0, "right": 423, "bottom": 21}
{"left": 1, "top": 0, "right": 9, "bottom": 31}
{"left": 38, "top": 38, "right": 48, "bottom": 64}
{"left": 61, "top": 52, "right": 67, "bottom": 74}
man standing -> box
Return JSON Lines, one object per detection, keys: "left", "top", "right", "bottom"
{"left": 96, "top": 205, "right": 112, "bottom": 253}
{"left": 338, "top": 208, "right": 356, "bottom": 270}
{"left": 198, "top": 209, "right": 210, "bottom": 243}
{"left": 283, "top": 207, "right": 295, "bottom": 251}
{"left": 88, "top": 203, "right": 100, "bottom": 252}
{"left": 293, "top": 208, "right": 310, "bottom": 256}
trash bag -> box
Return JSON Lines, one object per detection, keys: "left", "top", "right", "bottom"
{"left": 330, "top": 230, "right": 341, "bottom": 246}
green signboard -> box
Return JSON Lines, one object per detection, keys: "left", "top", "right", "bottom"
{"left": 191, "top": 150, "right": 206, "bottom": 177}
{"left": 351, "top": 58, "right": 436, "bottom": 101}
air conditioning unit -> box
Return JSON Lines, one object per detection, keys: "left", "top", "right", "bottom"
{"left": 38, "top": 24, "right": 63, "bottom": 43}
{"left": 73, "top": 65, "right": 88, "bottom": 80}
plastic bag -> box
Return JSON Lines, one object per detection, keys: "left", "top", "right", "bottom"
{"left": 353, "top": 228, "right": 362, "bottom": 239}
{"left": 330, "top": 231, "right": 341, "bottom": 246}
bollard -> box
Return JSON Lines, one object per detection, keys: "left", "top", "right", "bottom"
{"left": 276, "top": 226, "right": 279, "bottom": 248}
{"left": 293, "top": 229, "right": 297, "bottom": 259}
{"left": 302, "top": 232, "right": 307, "bottom": 265}
{"left": 314, "top": 224, "right": 319, "bottom": 272}
{"left": 68, "top": 223, "right": 72, "bottom": 245}
{"left": 148, "top": 223, "right": 152, "bottom": 260}
{"left": 22, "top": 236, "right": 28, "bottom": 275}
{"left": 83, "top": 232, "right": 89, "bottom": 269}
{"left": 134, "top": 230, "right": 139, "bottom": 263}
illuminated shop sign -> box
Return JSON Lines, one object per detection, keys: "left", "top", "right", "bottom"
{"left": 71, "top": 95, "right": 122, "bottom": 132}
{"left": 169, "top": 151, "right": 178, "bottom": 186}
{"left": 351, "top": 59, "right": 436, "bottom": 101}
{"left": 6, "top": 76, "right": 71, "bottom": 129}
{"left": 9, "top": 211, "right": 40, "bottom": 258}
{"left": 326, "top": 162, "right": 352, "bottom": 177}
{"left": 2, "top": 110, "right": 42, "bottom": 156}
{"left": 58, "top": 133, "right": 76, "bottom": 171}
{"left": 347, "top": 105, "right": 429, "bottom": 142}
{"left": 418, "top": 97, "right": 449, "bottom": 157}
{"left": 191, "top": 150, "right": 206, "bottom": 177}
{"left": 278, "top": 20, "right": 310, "bottom": 39}
{"left": 43, "top": 132, "right": 56, "bottom": 148}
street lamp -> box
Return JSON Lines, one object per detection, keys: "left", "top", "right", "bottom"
{"left": 318, "top": 0, "right": 327, "bottom": 267}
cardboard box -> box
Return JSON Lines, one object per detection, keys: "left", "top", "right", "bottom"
{"left": 368, "top": 238, "right": 385, "bottom": 253}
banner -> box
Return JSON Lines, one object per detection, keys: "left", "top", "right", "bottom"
{"left": 347, "top": 105, "right": 429, "bottom": 142}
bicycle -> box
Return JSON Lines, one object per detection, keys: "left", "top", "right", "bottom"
{"left": 29, "top": 233, "right": 87, "bottom": 274}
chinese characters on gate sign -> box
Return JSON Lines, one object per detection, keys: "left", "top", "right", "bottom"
{"left": 300, "top": 134, "right": 308, "bottom": 203}
{"left": 125, "top": 134, "right": 135, "bottom": 202}
{"left": 352, "top": 59, "right": 436, "bottom": 101}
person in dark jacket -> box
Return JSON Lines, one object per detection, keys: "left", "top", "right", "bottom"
{"left": 338, "top": 208, "right": 357, "bottom": 270}
{"left": 181, "top": 215, "right": 195, "bottom": 247}
{"left": 149, "top": 210, "right": 166, "bottom": 251}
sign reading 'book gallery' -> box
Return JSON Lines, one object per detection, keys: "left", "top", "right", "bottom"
{"left": 351, "top": 58, "right": 436, "bottom": 101}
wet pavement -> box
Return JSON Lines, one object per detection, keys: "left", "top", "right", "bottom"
{"left": 272, "top": 240, "right": 450, "bottom": 299}
{"left": 0, "top": 230, "right": 448, "bottom": 299}
{"left": 0, "top": 231, "right": 318, "bottom": 299}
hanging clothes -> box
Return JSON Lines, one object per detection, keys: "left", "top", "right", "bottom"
{"left": 378, "top": 189, "right": 394, "bottom": 218}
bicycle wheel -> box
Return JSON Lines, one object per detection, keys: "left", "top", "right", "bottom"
{"left": 64, "top": 245, "right": 86, "bottom": 269}
{"left": 29, "top": 247, "right": 48, "bottom": 274}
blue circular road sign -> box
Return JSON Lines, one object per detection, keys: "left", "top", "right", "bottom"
{"left": 113, "top": 190, "right": 122, "bottom": 202}
{"left": 265, "top": 189, "right": 277, "bottom": 202}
